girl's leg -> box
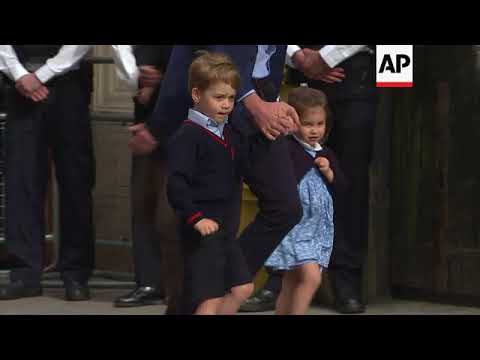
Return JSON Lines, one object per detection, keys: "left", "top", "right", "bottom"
{"left": 194, "top": 297, "right": 224, "bottom": 315}
{"left": 275, "top": 271, "right": 296, "bottom": 315}
{"left": 288, "top": 263, "right": 322, "bottom": 315}
{"left": 217, "top": 282, "right": 255, "bottom": 315}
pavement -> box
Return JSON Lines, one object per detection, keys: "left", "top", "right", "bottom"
{"left": 1, "top": 271, "right": 479, "bottom": 315}
{"left": 1, "top": 288, "right": 480, "bottom": 315}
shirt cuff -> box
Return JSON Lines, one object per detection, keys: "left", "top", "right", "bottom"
{"left": 238, "top": 89, "right": 256, "bottom": 103}
{"left": 286, "top": 45, "right": 302, "bottom": 69}
{"left": 35, "top": 64, "right": 57, "bottom": 84}
{"left": 287, "top": 45, "right": 302, "bottom": 58}
{"left": 319, "top": 46, "right": 346, "bottom": 68}
{"left": 10, "top": 64, "right": 30, "bottom": 82}
{"left": 128, "top": 70, "right": 140, "bottom": 89}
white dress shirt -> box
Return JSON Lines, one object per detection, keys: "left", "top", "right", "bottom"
{"left": 286, "top": 45, "right": 370, "bottom": 69}
{"left": 111, "top": 45, "right": 139, "bottom": 89}
{"left": 0, "top": 45, "right": 93, "bottom": 84}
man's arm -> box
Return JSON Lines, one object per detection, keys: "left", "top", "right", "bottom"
{"left": 286, "top": 45, "right": 368, "bottom": 69}
{"left": 0, "top": 45, "right": 48, "bottom": 102}
{"left": 286, "top": 45, "right": 368, "bottom": 82}
{"left": 286, "top": 45, "right": 302, "bottom": 69}
{"left": 319, "top": 45, "right": 368, "bottom": 68}
{"left": 209, "top": 45, "right": 258, "bottom": 101}
{"left": 35, "top": 45, "right": 93, "bottom": 84}
{"left": 111, "top": 45, "right": 139, "bottom": 89}
{"left": 0, "top": 45, "right": 29, "bottom": 81}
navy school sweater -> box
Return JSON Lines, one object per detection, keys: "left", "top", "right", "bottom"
{"left": 167, "top": 120, "right": 238, "bottom": 227}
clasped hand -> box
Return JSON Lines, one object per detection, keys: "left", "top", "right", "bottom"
{"left": 15, "top": 73, "right": 49, "bottom": 102}
{"left": 292, "top": 49, "right": 346, "bottom": 83}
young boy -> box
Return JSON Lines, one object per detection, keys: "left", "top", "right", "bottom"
{"left": 166, "top": 51, "right": 254, "bottom": 315}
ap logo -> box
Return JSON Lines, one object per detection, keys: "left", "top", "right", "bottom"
{"left": 376, "top": 45, "right": 413, "bottom": 87}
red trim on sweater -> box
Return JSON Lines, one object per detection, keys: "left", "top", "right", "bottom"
{"left": 186, "top": 211, "right": 203, "bottom": 225}
{"left": 184, "top": 119, "right": 228, "bottom": 147}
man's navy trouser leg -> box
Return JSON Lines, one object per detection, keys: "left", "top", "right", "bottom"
{"left": 5, "top": 73, "right": 95, "bottom": 287}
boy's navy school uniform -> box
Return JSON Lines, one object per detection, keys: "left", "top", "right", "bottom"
{"left": 167, "top": 109, "right": 251, "bottom": 313}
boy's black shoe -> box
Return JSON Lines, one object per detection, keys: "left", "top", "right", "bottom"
{"left": 239, "top": 289, "right": 277, "bottom": 312}
{"left": 0, "top": 280, "right": 43, "bottom": 300}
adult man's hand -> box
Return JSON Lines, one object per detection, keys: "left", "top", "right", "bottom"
{"left": 291, "top": 49, "right": 308, "bottom": 72}
{"left": 292, "top": 49, "right": 345, "bottom": 83}
{"left": 29, "top": 85, "right": 49, "bottom": 102}
{"left": 243, "top": 93, "right": 300, "bottom": 141}
{"left": 128, "top": 122, "right": 158, "bottom": 155}
{"left": 136, "top": 86, "right": 156, "bottom": 105}
{"left": 15, "top": 73, "right": 43, "bottom": 98}
{"left": 138, "top": 66, "right": 162, "bottom": 88}
{"left": 314, "top": 67, "right": 346, "bottom": 83}
{"left": 301, "top": 48, "right": 331, "bottom": 79}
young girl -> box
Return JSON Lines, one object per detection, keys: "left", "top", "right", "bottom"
{"left": 166, "top": 51, "right": 254, "bottom": 315}
{"left": 265, "top": 86, "right": 348, "bottom": 315}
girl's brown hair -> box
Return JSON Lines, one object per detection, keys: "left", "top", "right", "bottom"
{"left": 287, "top": 86, "right": 333, "bottom": 143}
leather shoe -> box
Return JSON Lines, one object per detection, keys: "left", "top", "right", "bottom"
{"left": 239, "top": 289, "right": 277, "bottom": 313}
{"left": 0, "top": 281, "right": 43, "bottom": 300}
{"left": 335, "top": 298, "right": 366, "bottom": 314}
{"left": 65, "top": 281, "right": 91, "bottom": 301}
{"left": 114, "top": 286, "right": 165, "bottom": 308}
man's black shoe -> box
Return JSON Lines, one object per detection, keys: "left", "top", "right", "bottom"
{"left": 65, "top": 281, "right": 91, "bottom": 301}
{"left": 0, "top": 280, "right": 43, "bottom": 300}
{"left": 114, "top": 286, "right": 165, "bottom": 308}
{"left": 335, "top": 298, "right": 366, "bottom": 314}
{"left": 239, "top": 289, "right": 277, "bottom": 313}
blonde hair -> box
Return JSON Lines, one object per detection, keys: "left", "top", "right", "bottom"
{"left": 188, "top": 51, "right": 240, "bottom": 93}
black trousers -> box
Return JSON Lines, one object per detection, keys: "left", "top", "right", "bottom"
{"left": 5, "top": 72, "right": 95, "bottom": 287}
{"left": 130, "top": 92, "right": 184, "bottom": 312}
{"left": 130, "top": 154, "right": 164, "bottom": 289}
{"left": 130, "top": 96, "right": 164, "bottom": 290}
{"left": 238, "top": 135, "right": 303, "bottom": 276}
{"left": 226, "top": 80, "right": 303, "bottom": 279}
{"left": 326, "top": 99, "right": 376, "bottom": 300}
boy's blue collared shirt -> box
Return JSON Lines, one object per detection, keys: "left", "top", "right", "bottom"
{"left": 188, "top": 109, "right": 228, "bottom": 140}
